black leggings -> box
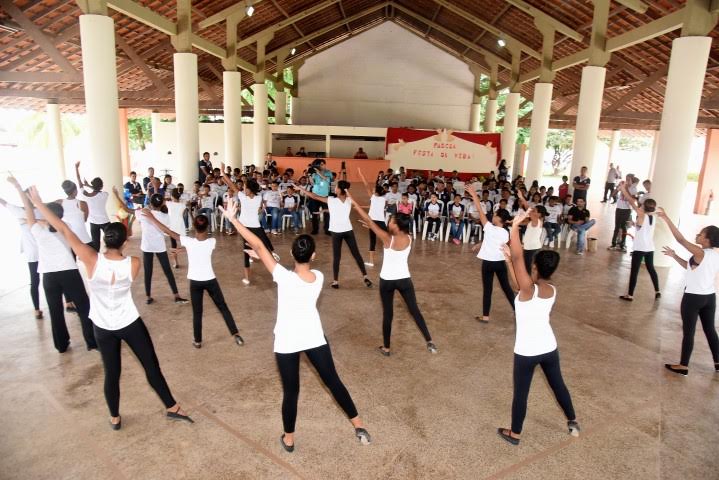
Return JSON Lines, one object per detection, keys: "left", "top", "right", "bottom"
{"left": 368, "top": 220, "right": 387, "bottom": 252}
{"left": 512, "top": 349, "right": 576, "bottom": 434}
{"left": 244, "top": 226, "right": 274, "bottom": 268}
{"left": 43, "top": 269, "right": 96, "bottom": 352}
{"left": 523, "top": 249, "right": 538, "bottom": 275}
{"left": 481, "top": 260, "right": 515, "bottom": 316}
{"left": 331, "top": 230, "right": 367, "bottom": 281}
{"left": 679, "top": 293, "right": 718, "bottom": 367}
{"left": 379, "top": 278, "right": 432, "bottom": 348}
{"left": 93, "top": 318, "right": 176, "bottom": 418}
{"left": 611, "top": 208, "right": 631, "bottom": 248}
{"left": 275, "top": 342, "right": 358, "bottom": 433}
{"left": 28, "top": 261, "right": 40, "bottom": 310}
{"left": 628, "top": 251, "right": 660, "bottom": 296}
{"left": 143, "top": 251, "right": 179, "bottom": 297}
{"left": 90, "top": 222, "right": 109, "bottom": 252}
{"left": 190, "top": 278, "right": 239, "bottom": 343}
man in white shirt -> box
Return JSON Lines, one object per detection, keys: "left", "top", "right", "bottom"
{"left": 602, "top": 163, "right": 620, "bottom": 203}
{"left": 609, "top": 174, "right": 637, "bottom": 252}
{"left": 543, "top": 196, "right": 563, "bottom": 246}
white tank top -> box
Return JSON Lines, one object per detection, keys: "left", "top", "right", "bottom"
{"left": 523, "top": 220, "right": 543, "bottom": 250}
{"left": 88, "top": 255, "right": 139, "bottom": 331}
{"left": 380, "top": 236, "right": 411, "bottom": 280}
{"left": 62, "top": 198, "right": 91, "bottom": 244}
{"left": 632, "top": 214, "right": 655, "bottom": 252}
{"left": 514, "top": 284, "right": 558, "bottom": 356}
{"left": 369, "top": 195, "right": 387, "bottom": 222}
{"left": 238, "top": 192, "right": 262, "bottom": 228}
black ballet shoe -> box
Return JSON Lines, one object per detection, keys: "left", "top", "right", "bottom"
{"left": 65, "top": 305, "right": 76, "bottom": 313}
{"left": 664, "top": 364, "right": 688, "bottom": 376}
{"left": 193, "top": 341, "right": 202, "bottom": 349}
{"left": 146, "top": 297, "right": 154, "bottom": 305}
{"left": 331, "top": 282, "right": 339, "bottom": 289}
{"left": 378, "top": 346, "right": 390, "bottom": 357}
{"left": 619, "top": 295, "right": 633, "bottom": 302}
{"left": 234, "top": 334, "right": 244, "bottom": 346}
{"left": 364, "top": 278, "right": 373, "bottom": 288}
{"left": 110, "top": 417, "right": 121, "bottom": 431}
{"left": 568, "top": 420, "right": 581, "bottom": 437}
{"left": 280, "top": 434, "right": 294, "bottom": 452}
{"left": 166, "top": 407, "right": 194, "bottom": 423}
{"left": 426, "top": 342, "right": 438, "bottom": 354}
{"left": 355, "top": 428, "right": 372, "bottom": 445}
{"left": 655, "top": 292, "right": 661, "bottom": 299}
{"left": 35, "top": 311, "right": 43, "bottom": 320}
{"left": 497, "top": 428, "right": 520, "bottom": 445}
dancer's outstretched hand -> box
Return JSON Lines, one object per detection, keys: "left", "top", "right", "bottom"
{"left": 27, "top": 186, "right": 43, "bottom": 206}
{"left": 512, "top": 209, "right": 529, "bottom": 225}
{"left": 501, "top": 244, "right": 512, "bottom": 262}
{"left": 464, "top": 185, "right": 478, "bottom": 198}
{"left": 221, "top": 197, "right": 238, "bottom": 218}
{"left": 656, "top": 207, "right": 667, "bottom": 219}
{"left": 661, "top": 246, "right": 675, "bottom": 257}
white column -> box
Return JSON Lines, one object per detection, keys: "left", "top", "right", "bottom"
{"left": 223, "top": 71, "right": 243, "bottom": 166}
{"left": 652, "top": 36, "right": 712, "bottom": 265}
{"left": 648, "top": 130, "right": 659, "bottom": 179}
{"left": 173, "top": 53, "right": 199, "bottom": 185}
{"left": 325, "top": 135, "right": 331, "bottom": 157}
{"left": 275, "top": 91, "right": 287, "bottom": 125}
{"left": 253, "top": 83, "right": 269, "bottom": 167}
{"left": 608, "top": 130, "right": 621, "bottom": 165}
{"left": 485, "top": 99, "right": 498, "bottom": 132}
{"left": 288, "top": 95, "right": 294, "bottom": 124}
{"left": 151, "top": 111, "right": 161, "bottom": 163}
{"left": 46, "top": 102, "right": 65, "bottom": 180}
{"left": 526, "top": 83, "right": 553, "bottom": 185}
{"left": 469, "top": 103, "right": 481, "bottom": 131}
{"left": 79, "top": 14, "right": 122, "bottom": 208}
{"left": 501, "top": 93, "right": 520, "bottom": 171}
{"left": 569, "top": 66, "right": 606, "bottom": 182}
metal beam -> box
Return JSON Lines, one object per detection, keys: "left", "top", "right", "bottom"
{"left": 197, "top": 0, "right": 264, "bottom": 30}
{"left": 430, "top": 0, "right": 541, "bottom": 60}
{"left": 503, "top": 0, "right": 583, "bottom": 42}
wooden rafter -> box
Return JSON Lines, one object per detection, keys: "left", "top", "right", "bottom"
{"left": 605, "top": 66, "right": 668, "bottom": 112}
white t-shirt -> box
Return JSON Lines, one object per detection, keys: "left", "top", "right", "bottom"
{"left": 478, "top": 223, "right": 508, "bottom": 262}
{"left": 81, "top": 191, "right": 110, "bottom": 224}
{"left": 263, "top": 189, "right": 282, "bottom": 209}
{"left": 238, "top": 192, "right": 262, "bottom": 228}
{"left": 138, "top": 211, "right": 169, "bottom": 253}
{"left": 545, "top": 204, "right": 562, "bottom": 223}
{"left": 369, "top": 195, "right": 387, "bottom": 221}
{"left": 283, "top": 194, "right": 299, "bottom": 210}
{"left": 386, "top": 191, "right": 401, "bottom": 206}
{"left": 425, "top": 202, "right": 441, "bottom": 217}
{"left": 685, "top": 249, "right": 719, "bottom": 295}
{"left": 167, "top": 202, "right": 186, "bottom": 234}
{"left": 272, "top": 265, "right": 327, "bottom": 354}
{"left": 617, "top": 184, "right": 637, "bottom": 210}
{"left": 181, "top": 236, "right": 216, "bottom": 281}
{"left": 327, "top": 196, "right": 353, "bottom": 233}
{"left": 31, "top": 223, "right": 77, "bottom": 273}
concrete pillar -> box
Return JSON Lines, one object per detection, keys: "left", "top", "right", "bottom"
{"left": 253, "top": 83, "right": 269, "bottom": 167}
{"left": 223, "top": 71, "right": 243, "bottom": 166}
{"left": 653, "top": 36, "right": 712, "bottom": 264}
{"left": 469, "top": 103, "right": 481, "bottom": 131}
{"left": 485, "top": 99, "right": 498, "bottom": 132}
{"left": 569, "top": 65, "right": 606, "bottom": 183}
{"left": 501, "top": 93, "right": 521, "bottom": 172}
{"left": 608, "top": 129, "right": 621, "bottom": 166}
{"left": 46, "top": 102, "right": 65, "bottom": 180}
{"left": 173, "top": 52, "right": 200, "bottom": 185}
{"left": 79, "top": 14, "right": 122, "bottom": 203}
{"left": 325, "top": 134, "right": 331, "bottom": 157}
{"left": 288, "top": 95, "right": 294, "bottom": 124}
{"left": 526, "top": 83, "right": 553, "bottom": 184}
{"left": 275, "top": 91, "right": 287, "bottom": 125}
{"left": 694, "top": 129, "right": 719, "bottom": 215}
{"left": 648, "top": 130, "right": 659, "bottom": 179}
{"left": 151, "top": 110, "right": 161, "bottom": 163}
{"left": 118, "top": 108, "right": 130, "bottom": 175}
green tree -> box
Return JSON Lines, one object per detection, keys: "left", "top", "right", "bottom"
{"left": 15, "top": 111, "right": 81, "bottom": 148}
{"left": 128, "top": 117, "right": 151, "bottom": 151}
{"left": 546, "top": 129, "right": 574, "bottom": 175}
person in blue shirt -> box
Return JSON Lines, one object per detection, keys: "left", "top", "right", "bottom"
{"left": 309, "top": 159, "right": 334, "bottom": 235}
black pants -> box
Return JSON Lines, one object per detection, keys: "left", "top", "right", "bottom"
{"left": 331, "top": 231, "right": 367, "bottom": 281}
{"left": 603, "top": 182, "right": 615, "bottom": 202}
{"left": 28, "top": 261, "right": 40, "bottom": 310}
{"left": 43, "top": 269, "right": 96, "bottom": 352}
{"left": 243, "top": 226, "right": 274, "bottom": 268}
{"left": 426, "top": 217, "right": 441, "bottom": 234}
{"left": 512, "top": 349, "right": 576, "bottom": 434}
{"left": 90, "top": 222, "right": 109, "bottom": 252}
{"left": 611, "top": 208, "right": 632, "bottom": 248}
{"left": 379, "top": 278, "right": 432, "bottom": 348}
{"left": 481, "top": 260, "right": 515, "bottom": 316}
{"left": 308, "top": 198, "right": 329, "bottom": 234}
{"left": 275, "top": 343, "right": 358, "bottom": 433}
{"left": 368, "top": 220, "right": 388, "bottom": 252}
{"left": 523, "top": 249, "right": 539, "bottom": 275}
{"left": 143, "top": 251, "right": 179, "bottom": 297}
{"left": 93, "top": 318, "right": 176, "bottom": 417}
{"left": 679, "top": 293, "right": 719, "bottom": 366}
{"left": 628, "top": 251, "right": 660, "bottom": 296}
{"left": 190, "top": 278, "right": 239, "bottom": 342}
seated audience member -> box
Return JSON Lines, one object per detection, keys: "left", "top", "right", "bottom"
{"left": 353, "top": 148, "right": 369, "bottom": 159}
{"left": 296, "top": 147, "right": 308, "bottom": 157}
{"left": 448, "top": 194, "right": 466, "bottom": 245}
{"left": 281, "top": 185, "right": 302, "bottom": 234}
{"left": 424, "top": 194, "right": 443, "bottom": 241}
{"left": 567, "top": 198, "right": 596, "bottom": 255}
{"left": 386, "top": 182, "right": 401, "bottom": 215}
{"left": 544, "top": 196, "right": 563, "bottom": 246}
{"left": 124, "top": 171, "right": 145, "bottom": 206}
{"left": 285, "top": 146, "right": 294, "bottom": 156}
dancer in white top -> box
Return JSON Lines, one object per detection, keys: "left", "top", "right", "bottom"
{"left": 465, "top": 186, "right": 514, "bottom": 323}
{"left": 658, "top": 209, "right": 719, "bottom": 375}
{"left": 140, "top": 211, "right": 244, "bottom": 349}
{"left": 75, "top": 161, "right": 110, "bottom": 252}
{"left": 618, "top": 183, "right": 660, "bottom": 301}
{"left": 365, "top": 184, "right": 387, "bottom": 267}
{"left": 348, "top": 191, "right": 437, "bottom": 355}
{"left": 497, "top": 210, "right": 579, "bottom": 445}
{"left": 220, "top": 198, "right": 371, "bottom": 452}
{"left": 27, "top": 187, "right": 193, "bottom": 430}
{"left": 300, "top": 180, "right": 372, "bottom": 289}
{"left": 517, "top": 190, "right": 546, "bottom": 274}
{"left": 58, "top": 180, "right": 91, "bottom": 245}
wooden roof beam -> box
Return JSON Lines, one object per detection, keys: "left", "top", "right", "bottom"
{"left": 197, "top": 0, "right": 265, "bottom": 30}
{"left": 615, "top": 0, "right": 649, "bottom": 14}
{"left": 503, "top": 0, "right": 583, "bottom": 42}
{"left": 605, "top": 66, "right": 668, "bottom": 112}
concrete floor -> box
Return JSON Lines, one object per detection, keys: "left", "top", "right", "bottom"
{"left": 1, "top": 197, "right": 718, "bottom": 480}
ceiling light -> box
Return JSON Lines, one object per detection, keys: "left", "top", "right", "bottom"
{"left": 290, "top": 48, "right": 296, "bottom": 55}
{"left": 246, "top": 5, "right": 255, "bottom": 17}
{"left": 497, "top": 38, "right": 506, "bottom": 48}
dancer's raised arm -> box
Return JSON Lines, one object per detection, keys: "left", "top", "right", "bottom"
{"left": 464, "top": 185, "right": 488, "bottom": 225}
{"left": 298, "top": 187, "right": 328, "bottom": 204}
{"left": 75, "top": 161, "right": 95, "bottom": 196}
{"left": 140, "top": 208, "right": 180, "bottom": 242}
{"left": 346, "top": 190, "right": 391, "bottom": 247}
{"left": 7, "top": 176, "right": 35, "bottom": 227}
{"left": 221, "top": 197, "right": 277, "bottom": 272}
{"left": 656, "top": 207, "right": 704, "bottom": 261}
{"left": 509, "top": 209, "right": 534, "bottom": 299}
{"left": 219, "top": 162, "right": 239, "bottom": 195}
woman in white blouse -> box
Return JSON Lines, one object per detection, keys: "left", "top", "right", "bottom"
{"left": 75, "top": 161, "right": 110, "bottom": 252}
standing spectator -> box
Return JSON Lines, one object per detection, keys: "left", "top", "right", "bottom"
{"left": 602, "top": 163, "right": 620, "bottom": 203}
{"left": 308, "top": 160, "right": 334, "bottom": 235}
{"left": 608, "top": 175, "right": 636, "bottom": 252}
{"left": 558, "top": 176, "right": 569, "bottom": 200}
{"left": 285, "top": 146, "right": 294, "bottom": 156}
{"left": 567, "top": 198, "right": 596, "bottom": 255}
{"left": 572, "top": 166, "right": 591, "bottom": 203}
{"left": 199, "top": 152, "right": 213, "bottom": 184}
{"left": 353, "top": 148, "right": 368, "bottom": 159}
{"left": 296, "top": 147, "right": 308, "bottom": 157}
